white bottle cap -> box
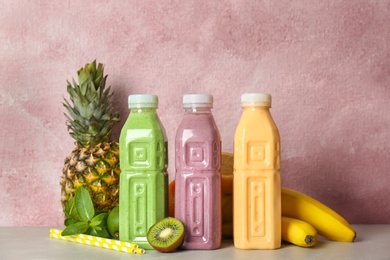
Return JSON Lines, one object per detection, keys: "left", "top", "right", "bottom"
{"left": 241, "top": 93, "right": 272, "bottom": 107}
{"left": 128, "top": 94, "right": 158, "bottom": 108}
{"left": 183, "top": 94, "right": 213, "bottom": 108}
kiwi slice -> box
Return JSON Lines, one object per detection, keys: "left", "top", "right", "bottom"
{"left": 147, "top": 217, "right": 185, "bottom": 253}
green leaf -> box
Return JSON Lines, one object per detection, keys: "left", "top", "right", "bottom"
{"left": 88, "top": 227, "right": 110, "bottom": 238}
{"left": 75, "top": 187, "right": 95, "bottom": 222}
{"left": 90, "top": 213, "right": 108, "bottom": 229}
{"left": 61, "top": 222, "right": 89, "bottom": 236}
{"left": 64, "top": 217, "right": 77, "bottom": 226}
{"left": 64, "top": 196, "right": 74, "bottom": 217}
{"left": 64, "top": 197, "right": 80, "bottom": 222}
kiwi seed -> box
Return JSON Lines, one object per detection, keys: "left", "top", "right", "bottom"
{"left": 147, "top": 217, "right": 185, "bottom": 253}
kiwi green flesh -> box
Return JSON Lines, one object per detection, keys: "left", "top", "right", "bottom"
{"left": 147, "top": 217, "right": 185, "bottom": 253}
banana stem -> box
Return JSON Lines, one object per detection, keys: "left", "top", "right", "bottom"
{"left": 305, "top": 235, "right": 316, "bottom": 245}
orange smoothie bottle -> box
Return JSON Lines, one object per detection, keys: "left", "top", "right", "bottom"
{"left": 233, "top": 93, "right": 281, "bottom": 250}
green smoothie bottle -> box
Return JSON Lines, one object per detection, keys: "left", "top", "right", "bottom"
{"left": 119, "top": 94, "right": 168, "bottom": 249}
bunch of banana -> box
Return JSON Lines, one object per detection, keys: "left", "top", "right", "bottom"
{"left": 169, "top": 153, "right": 356, "bottom": 248}
{"left": 221, "top": 186, "right": 356, "bottom": 247}
{"left": 219, "top": 153, "right": 356, "bottom": 248}
{"left": 281, "top": 187, "right": 356, "bottom": 244}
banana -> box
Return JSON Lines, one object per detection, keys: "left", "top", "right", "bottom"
{"left": 224, "top": 216, "right": 318, "bottom": 247}
{"left": 282, "top": 217, "right": 317, "bottom": 247}
{"left": 282, "top": 187, "right": 356, "bottom": 242}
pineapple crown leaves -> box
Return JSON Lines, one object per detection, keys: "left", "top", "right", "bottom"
{"left": 63, "top": 60, "right": 120, "bottom": 147}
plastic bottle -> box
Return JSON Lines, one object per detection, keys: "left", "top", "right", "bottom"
{"left": 233, "top": 93, "right": 281, "bottom": 250}
{"left": 119, "top": 94, "right": 168, "bottom": 250}
{"left": 175, "top": 94, "right": 222, "bottom": 250}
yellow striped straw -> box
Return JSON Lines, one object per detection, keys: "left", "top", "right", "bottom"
{"left": 49, "top": 229, "right": 145, "bottom": 254}
{"left": 50, "top": 229, "right": 139, "bottom": 249}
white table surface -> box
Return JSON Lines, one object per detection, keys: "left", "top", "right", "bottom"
{"left": 0, "top": 225, "right": 389, "bottom": 260}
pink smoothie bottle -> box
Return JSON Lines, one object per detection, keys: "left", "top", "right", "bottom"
{"left": 175, "top": 94, "right": 222, "bottom": 250}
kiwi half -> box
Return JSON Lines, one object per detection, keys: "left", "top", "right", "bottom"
{"left": 147, "top": 217, "right": 185, "bottom": 253}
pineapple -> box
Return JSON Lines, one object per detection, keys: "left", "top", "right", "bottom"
{"left": 61, "top": 60, "right": 121, "bottom": 214}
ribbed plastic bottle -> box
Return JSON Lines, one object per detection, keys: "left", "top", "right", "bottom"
{"left": 175, "top": 94, "right": 222, "bottom": 250}
{"left": 119, "top": 94, "right": 168, "bottom": 250}
{"left": 233, "top": 93, "right": 281, "bottom": 249}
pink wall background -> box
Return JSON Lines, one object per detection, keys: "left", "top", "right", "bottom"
{"left": 1, "top": 0, "right": 389, "bottom": 226}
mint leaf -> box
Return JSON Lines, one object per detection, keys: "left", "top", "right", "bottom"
{"left": 75, "top": 187, "right": 95, "bottom": 222}
{"left": 61, "top": 222, "right": 89, "bottom": 236}
{"left": 90, "top": 213, "right": 108, "bottom": 228}
{"left": 65, "top": 197, "right": 80, "bottom": 221}
{"left": 64, "top": 217, "right": 77, "bottom": 226}
{"left": 88, "top": 227, "right": 110, "bottom": 238}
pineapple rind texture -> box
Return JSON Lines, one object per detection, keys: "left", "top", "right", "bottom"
{"left": 61, "top": 142, "right": 120, "bottom": 212}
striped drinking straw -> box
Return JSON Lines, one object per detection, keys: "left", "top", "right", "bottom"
{"left": 49, "top": 228, "right": 145, "bottom": 254}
